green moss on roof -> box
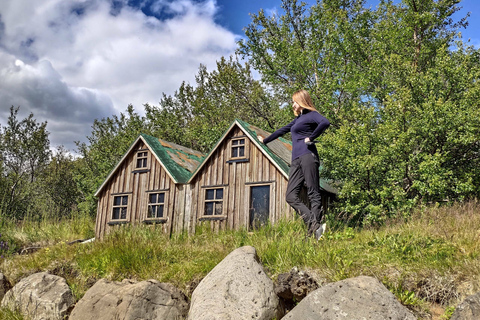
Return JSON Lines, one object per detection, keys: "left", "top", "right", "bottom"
{"left": 141, "top": 133, "right": 204, "bottom": 183}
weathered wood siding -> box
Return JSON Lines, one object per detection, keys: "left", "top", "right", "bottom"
{"left": 188, "top": 126, "right": 295, "bottom": 233}
{"left": 95, "top": 125, "right": 336, "bottom": 239}
{"left": 95, "top": 140, "right": 184, "bottom": 239}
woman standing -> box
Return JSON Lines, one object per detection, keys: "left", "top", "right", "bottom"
{"left": 258, "top": 90, "right": 330, "bottom": 239}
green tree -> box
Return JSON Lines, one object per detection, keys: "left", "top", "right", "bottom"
{"left": 240, "top": 0, "right": 480, "bottom": 224}
{"left": 0, "top": 107, "right": 51, "bottom": 219}
{"left": 75, "top": 105, "right": 149, "bottom": 216}
{"left": 146, "top": 56, "right": 289, "bottom": 153}
{"left": 35, "top": 146, "right": 84, "bottom": 218}
{"left": 238, "top": 0, "right": 373, "bottom": 123}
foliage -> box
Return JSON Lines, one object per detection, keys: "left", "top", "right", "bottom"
{"left": 0, "top": 107, "right": 84, "bottom": 220}
{"left": 0, "top": 306, "right": 26, "bottom": 320}
{"left": 0, "top": 107, "right": 51, "bottom": 219}
{"left": 146, "top": 56, "right": 290, "bottom": 153}
{"left": 239, "top": 0, "right": 480, "bottom": 224}
{"left": 74, "top": 105, "right": 150, "bottom": 216}
{"left": 1, "top": 201, "right": 479, "bottom": 319}
{"left": 35, "top": 146, "right": 84, "bottom": 218}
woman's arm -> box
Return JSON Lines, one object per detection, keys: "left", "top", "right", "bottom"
{"left": 308, "top": 112, "right": 330, "bottom": 141}
{"left": 261, "top": 119, "right": 296, "bottom": 144}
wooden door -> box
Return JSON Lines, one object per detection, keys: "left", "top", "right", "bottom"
{"left": 249, "top": 185, "right": 270, "bottom": 229}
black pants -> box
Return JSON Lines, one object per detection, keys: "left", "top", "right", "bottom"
{"left": 286, "top": 152, "right": 323, "bottom": 229}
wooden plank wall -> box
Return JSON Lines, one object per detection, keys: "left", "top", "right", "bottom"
{"left": 188, "top": 126, "right": 295, "bottom": 233}
{"left": 94, "top": 126, "right": 330, "bottom": 239}
{"left": 95, "top": 140, "right": 178, "bottom": 239}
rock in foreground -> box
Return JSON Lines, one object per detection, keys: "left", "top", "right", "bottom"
{"left": 283, "top": 275, "right": 416, "bottom": 320}
{"left": 188, "top": 246, "right": 281, "bottom": 320}
{"left": 69, "top": 278, "right": 189, "bottom": 320}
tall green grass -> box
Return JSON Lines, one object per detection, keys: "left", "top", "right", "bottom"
{"left": 1, "top": 200, "right": 479, "bottom": 319}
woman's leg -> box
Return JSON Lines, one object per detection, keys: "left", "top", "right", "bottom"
{"left": 286, "top": 154, "right": 320, "bottom": 229}
{"left": 285, "top": 157, "right": 314, "bottom": 227}
{"left": 299, "top": 153, "right": 323, "bottom": 224}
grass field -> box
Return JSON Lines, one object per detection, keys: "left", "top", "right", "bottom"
{"left": 1, "top": 200, "right": 479, "bottom": 319}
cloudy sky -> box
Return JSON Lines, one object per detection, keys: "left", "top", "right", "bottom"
{"left": 0, "top": 0, "right": 479, "bottom": 152}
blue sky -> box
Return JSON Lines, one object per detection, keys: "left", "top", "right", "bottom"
{"left": 216, "top": 0, "right": 480, "bottom": 45}
{"left": 0, "top": 0, "right": 478, "bottom": 152}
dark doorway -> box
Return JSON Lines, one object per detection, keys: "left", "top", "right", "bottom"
{"left": 249, "top": 185, "right": 270, "bottom": 229}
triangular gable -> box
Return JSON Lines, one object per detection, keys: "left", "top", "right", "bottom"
{"left": 94, "top": 134, "right": 204, "bottom": 197}
{"left": 236, "top": 119, "right": 292, "bottom": 178}
{"left": 188, "top": 119, "right": 292, "bottom": 183}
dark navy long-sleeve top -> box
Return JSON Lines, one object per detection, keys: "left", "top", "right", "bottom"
{"left": 263, "top": 109, "right": 330, "bottom": 161}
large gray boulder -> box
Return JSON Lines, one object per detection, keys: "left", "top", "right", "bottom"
{"left": 69, "top": 278, "right": 189, "bottom": 320}
{"left": 1, "top": 272, "right": 75, "bottom": 320}
{"left": 283, "top": 275, "right": 416, "bottom": 320}
{"left": 451, "top": 291, "right": 480, "bottom": 320}
{"left": 0, "top": 273, "right": 12, "bottom": 302}
{"left": 188, "top": 246, "right": 281, "bottom": 320}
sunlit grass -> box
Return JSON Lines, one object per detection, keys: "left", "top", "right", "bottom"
{"left": 1, "top": 200, "right": 479, "bottom": 319}
{"left": 0, "top": 306, "right": 26, "bottom": 320}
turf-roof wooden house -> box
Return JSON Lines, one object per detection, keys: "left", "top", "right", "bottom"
{"left": 94, "top": 134, "right": 205, "bottom": 239}
{"left": 185, "top": 119, "right": 337, "bottom": 233}
{"left": 95, "top": 120, "right": 337, "bottom": 239}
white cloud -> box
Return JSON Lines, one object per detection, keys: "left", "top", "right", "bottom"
{"left": 0, "top": 0, "right": 237, "bottom": 151}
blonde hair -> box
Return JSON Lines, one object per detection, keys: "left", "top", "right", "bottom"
{"left": 292, "top": 89, "right": 317, "bottom": 116}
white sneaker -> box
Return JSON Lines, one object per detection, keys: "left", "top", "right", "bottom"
{"left": 315, "top": 223, "right": 327, "bottom": 240}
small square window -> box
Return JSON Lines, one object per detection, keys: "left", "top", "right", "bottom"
{"left": 204, "top": 188, "right": 224, "bottom": 216}
{"left": 136, "top": 151, "right": 148, "bottom": 168}
{"left": 231, "top": 138, "right": 246, "bottom": 159}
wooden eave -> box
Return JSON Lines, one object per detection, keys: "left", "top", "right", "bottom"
{"left": 94, "top": 135, "right": 179, "bottom": 197}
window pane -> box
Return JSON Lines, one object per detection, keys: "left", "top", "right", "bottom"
{"left": 149, "top": 193, "right": 157, "bottom": 203}
{"left": 239, "top": 146, "right": 245, "bottom": 157}
{"left": 148, "top": 205, "right": 156, "bottom": 218}
{"left": 232, "top": 147, "right": 238, "bottom": 158}
{"left": 142, "top": 158, "right": 147, "bottom": 167}
{"left": 205, "top": 202, "right": 213, "bottom": 215}
{"left": 113, "top": 207, "right": 120, "bottom": 220}
{"left": 114, "top": 196, "right": 121, "bottom": 206}
{"left": 216, "top": 189, "right": 223, "bottom": 200}
{"left": 239, "top": 139, "right": 245, "bottom": 145}
{"left": 158, "top": 193, "right": 165, "bottom": 203}
{"left": 157, "top": 205, "right": 164, "bottom": 218}
{"left": 215, "top": 202, "right": 223, "bottom": 215}
{"left": 121, "top": 207, "right": 127, "bottom": 219}
{"left": 206, "top": 189, "right": 215, "bottom": 200}
{"left": 122, "top": 196, "right": 128, "bottom": 205}
{"left": 232, "top": 140, "right": 238, "bottom": 146}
